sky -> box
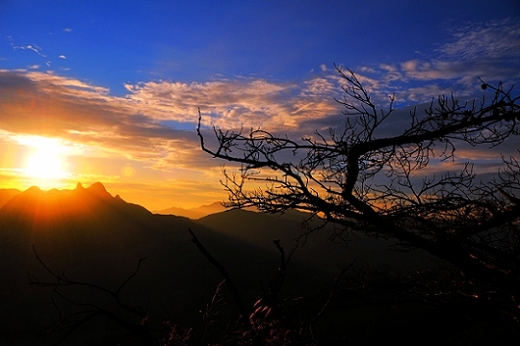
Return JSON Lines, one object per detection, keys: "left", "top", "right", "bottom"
{"left": 0, "top": 0, "right": 519, "bottom": 211}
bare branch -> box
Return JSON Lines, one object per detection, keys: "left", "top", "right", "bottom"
{"left": 29, "top": 246, "right": 150, "bottom": 344}
{"left": 198, "top": 67, "right": 520, "bottom": 309}
{"left": 188, "top": 228, "right": 249, "bottom": 324}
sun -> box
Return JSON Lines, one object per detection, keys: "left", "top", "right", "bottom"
{"left": 22, "top": 136, "right": 70, "bottom": 187}
{"left": 26, "top": 149, "right": 66, "bottom": 179}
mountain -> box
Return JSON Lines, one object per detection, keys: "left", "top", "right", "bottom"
{"left": 1, "top": 184, "right": 515, "bottom": 345}
{"left": 1, "top": 182, "right": 151, "bottom": 224}
{"left": 154, "top": 201, "right": 227, "bottom": 219}
{"left": 0, "top": 187, "right": 20, "bottom": 208}
{"left": 0, "top": 183, "right": 331, "bottom": 345}
{"left": 0, "top": 182, "right": 444, "bottom": 345}
{"left": 195, "top": 209, "right": 432, "bottom": 274}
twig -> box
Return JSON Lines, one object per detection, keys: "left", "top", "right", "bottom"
{"left": 188, "top": 228, "right": 249, "bottom": 324}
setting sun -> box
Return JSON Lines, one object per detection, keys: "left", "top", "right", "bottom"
{"left": 26, "top": 149, "right": 66, "bottom": 179}
{"left": 20, "top": 136, "right": 71, "bottom": 187}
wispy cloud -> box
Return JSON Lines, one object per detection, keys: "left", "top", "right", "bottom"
{"left": 13, "top": 44, "right": 47, "bottom": 58}
{"left": 123, "top": 76, "right": 341, "bottom": 130}
{"left": 352, "top": 18, "right": 520, "bottom": 104}
{"left": 437, "top": 18, "right": 520, "bottom": 61}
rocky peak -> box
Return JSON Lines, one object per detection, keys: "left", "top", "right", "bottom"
{"left": 85, "top": 182, "right": 111, "bottom": 198}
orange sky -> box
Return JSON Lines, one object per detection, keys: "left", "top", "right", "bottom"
{"left": 0, "top": 70, "right": 343, "bottom": 210}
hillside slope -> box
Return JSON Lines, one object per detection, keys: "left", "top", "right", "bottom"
{"left": 154, "top": 201, "right": 227, "bottom": 219}
{"left": 196, "top": 209, "right": 432, "bottom": 273}
{"left": 0, "top": 183, "right": 328, "bottom": 345}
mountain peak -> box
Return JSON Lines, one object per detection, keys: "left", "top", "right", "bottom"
{"left": 86, "top": 182, "right": 110, "bottom": 197}
{"left": 25, "top": 185, "right": 43, "bottom": 195}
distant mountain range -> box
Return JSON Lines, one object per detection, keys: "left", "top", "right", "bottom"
{"left": 1, "top": 185, "right": 239, "bottom": 220}
{"left": 0, "top": 183, "right": 431, "bottom": 345}
{"left": 154, "top": 201, "right": 227, "bottom": 219}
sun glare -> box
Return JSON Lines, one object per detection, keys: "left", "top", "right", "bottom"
{"left": 26, "top": 149, "right": 66, "bottom": 179}
{"left": 21, "top": 136, "right": 71, "bottom": 187}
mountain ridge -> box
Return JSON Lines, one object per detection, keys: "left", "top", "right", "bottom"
{"left": 0, "top": 181, "right": 436, "bottom": 345}
{"left": 0, "top": 184, "right": 229, "bottom": 219}
{"left": 0, "top": 182, "right": 334, "bottom": 344}
{"left": 0, "top": 187, "right": 21, "bottom": 208}
{"left": 154, "top": 201, "right": 227, "bottom": 219}
{"left": 0, "top": 182, "right": 153, "bottom": 230}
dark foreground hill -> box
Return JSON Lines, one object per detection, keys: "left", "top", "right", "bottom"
{"left": 195, "top": 209, "right": 432, "bottom": 273}
{"left": 1, "top": 183, "right": 517, "bottom": 345}
{"left": 0, "top": 183, "right": 294, "bottom": 344}
{"left": 0, "top": 183, "right": 340, "bottom": 344}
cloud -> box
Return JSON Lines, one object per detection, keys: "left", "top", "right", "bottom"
{"left": 351, "top": 18, "right": 520, "bottom": 104}
{"left": 437, "top": 18, "right": 520, "bottom": 61}
{"left": 59, "top": 55, "right": 66, "bottom": 59}
{"left": 13, "top": 44, "right": 47, "bottom": 58}
{"left": 0, "top": 36, "right": 515, "bottom": 188}
{"left": 63, "top": 28, "right": 72, "bottom": 32}
{"left": 0, "top": 71, "right": 189, "bottom": 169}
{"left": 123, "top": 76, "right": 342, "bottom": 130}
{"left": 0, "top": 70, "right": 344, "bottom": 175}
{"left": 397, "top": 60, "right": 470, "bottom": 85}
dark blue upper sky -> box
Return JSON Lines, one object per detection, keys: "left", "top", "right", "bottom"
{"left": 2, "top": 0, "right": 518, "bottom": 95}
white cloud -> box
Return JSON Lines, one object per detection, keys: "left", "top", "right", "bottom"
{"left": 123, "top": 77, "right": 340, "bottom": 130}
{"left": 59, "top": 55, "right": 66, "bottom": 59}
{"left": 13, "top": 44, "right": 47, "bottom": 57}
{"left": 4, "top": 15, "right": 520, "bottom": 175}
{"left": 351, "top": 18, "right": 520, "bottom": 105}
{"left": 437, "top": 18, "right": 520, "bottom": 61}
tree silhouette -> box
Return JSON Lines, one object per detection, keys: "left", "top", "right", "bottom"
{"left": 29, "top": 246, "right": 151, "bottom": 345}
{"left": 198, "top": 66, "right": 520, "bottom": 314}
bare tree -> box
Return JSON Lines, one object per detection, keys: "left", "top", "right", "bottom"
{"left": 29, "top": 246, "right": 151, "bottom": 345}
{"left": 197, "top": 66, "right": 520, "bottom": 313}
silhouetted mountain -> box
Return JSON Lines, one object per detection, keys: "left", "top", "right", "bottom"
{"left": 0, "top": 183, "right": 331, "bottom": 345}
{"left": 155, "top": 201, "right": 227, "bottom": 219}
{"left": 0, "top": 187, "right": 20, "bottom": 208}
{"left": 196, "top": 209, "right": 432, "bottom": 273}
{"left": 0, "top": 182, "right": 153, "bottom": 235}
{"left": 1, "top": 184, "right": 514, "bottom": 345}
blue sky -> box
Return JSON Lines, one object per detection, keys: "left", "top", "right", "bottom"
{"left": 0, "top": 0, "right": 519, "bottom": 210}
{"left": 3, "top": 1, "right": 518, "bottom": 92}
